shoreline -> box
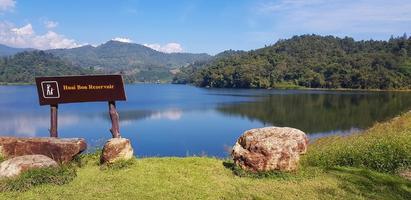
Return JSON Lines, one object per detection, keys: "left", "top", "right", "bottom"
{"left": 1, "top": 82, "right": 411, "bottom": 92}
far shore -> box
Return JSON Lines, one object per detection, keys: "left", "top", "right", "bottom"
{"left": 1, "top": 82, "right": 411, "bottom": 92}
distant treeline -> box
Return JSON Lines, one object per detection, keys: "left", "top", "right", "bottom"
{"left": 173, "top": 34, "right": 411, "bottom": 89}
{"left": 0, "top": 51, "right": 175, "bottom": 84}
{"left": 0, "top": 51, "right": 95, "bottom": 83}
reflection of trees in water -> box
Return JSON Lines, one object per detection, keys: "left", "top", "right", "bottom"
{"left": 217, "top": 92, "right": 411, "bottom": 134}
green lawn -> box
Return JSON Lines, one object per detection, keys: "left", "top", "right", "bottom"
{"left": 0, "top": 157, "right": 409, "bottom": 200}
{"left": 1, "top": 112, "right": 411, "bottom": 199}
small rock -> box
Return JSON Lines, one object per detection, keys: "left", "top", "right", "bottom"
{"left": 231, "top": 127, "right": 308, "bottom": 172}
{"left": 100, "top": 138, "right": 134, "bottom": 164}
{"left": 0, "top": 155, "right": 58, "bottom": 178}
{"left": 0, "top": 137, "right": 87, "bottom": 163}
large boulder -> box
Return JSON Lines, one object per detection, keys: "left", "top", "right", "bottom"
{"left": 0, "top": 137, "right": 87, "bottom": 163}
{"left": 100, "top": 138, "right": 134, "bottom": 164}
{"left": 0, "top": 155, "right": 58, "bottom": 178}
{"left": 231, "top": 127, "right": 308, "bottom": 172}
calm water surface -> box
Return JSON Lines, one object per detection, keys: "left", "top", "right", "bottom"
{"left": 1, "top": 84, "right": 411, "bottom": 157}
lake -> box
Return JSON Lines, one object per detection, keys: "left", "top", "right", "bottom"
{"left": 1, "top": 84, "right": 411, "bottom": 157}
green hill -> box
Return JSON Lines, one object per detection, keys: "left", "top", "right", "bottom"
{"left": 47, "top": 41, "right": 211, "bottom": 82}
{"left": 0, "top": 41, "right": 212, "bottom": 83}
{"left": 47, "top": 41, "right": 211, "bottom": 70}
{"left": 174, "top": 34, "right": 411, "bottom": 89}
{"left": 0, "top": 51, "right": 95, "bottom": 84}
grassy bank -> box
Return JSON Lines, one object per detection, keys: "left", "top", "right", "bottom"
{"left": 0, "top": 157, "right": 409, "bottom": 200}
{"left": 0, "top": 113, "right": 410, "bottom": 199}
{"left": 303, "top": 111, "right": 411, "bottom": 173}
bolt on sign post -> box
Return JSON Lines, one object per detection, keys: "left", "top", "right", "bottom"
{"left": 35, "top": 75, "right": 126, "bottom": 138}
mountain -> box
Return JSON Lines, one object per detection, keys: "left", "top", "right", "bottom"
{"left": 174, "top": 34, "right": 411, "bottom": 90}
{"left": 0, "top": 44, "right": 34, "bottom": 57}
{"left": 0, "top": 41, "right": 212, "bottom": 83}
{"left": 45, "top": 40, "right": 211, "bottom": 82}
{"left": 47, "top": 40, "right": 211, "bottom": 70}
{"left": 0, "top": 51, "right": 95, "bottom": 84}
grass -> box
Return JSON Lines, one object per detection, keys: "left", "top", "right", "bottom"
{"left": 0, "top": 157, "right": 409, "bottom": 200}
{"left": 100, "top": 158, "right": 137, "bottom": 170}
{"left": 0, "top": 166, "right": 76, "bottom": 192}
{"left": 0, "top": 112, "right": 410, "bottom": 199}
{"left": 303, "top": 111, "right": 411, "bottom": 173}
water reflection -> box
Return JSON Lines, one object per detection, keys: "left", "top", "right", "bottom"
{"left": 120, "top": 109, "right": 183, "bottom": 126}
{"left": 120, "top": 108, "right": 183, "bottom": 122}
{"left": 0, "top": 112, "right": 80, "bottom": 136}
{"left": 217, "top": 92, "right": 411, "bottom": 134}
{"left": 0, "top": 109, "right": 185, "bottom": 137}
{"left": 0, "top": 85, "right": 411, "bottom": 157}
{"left": 308, "top": 127, "right": 361, "bottom": 140}
{"left": 149, "top": 109, "right": 182, "bottom": 120}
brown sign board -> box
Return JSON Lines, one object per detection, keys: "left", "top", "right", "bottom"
{"left": 35, "top": 75, "right": 126, "bottom": 105}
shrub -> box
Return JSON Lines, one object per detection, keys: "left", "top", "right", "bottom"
{"left": 72, "top": 149, "right": 102, "bottom": 168}
{"left": 100, "top": 158, "right": 136, "bottom": 170}
{"left": 223, "top": 160, "right": 323, "bottom": 180}
{"left": 0, "top": 166, "right": 77, "bottom": 192}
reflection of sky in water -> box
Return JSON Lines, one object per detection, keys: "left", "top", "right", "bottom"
{"left": 0, "top": 84, "right": 411, "bottom": 157}
{"left": 308, "top": 127, "right": 362, "bottom": 141}
{"left": 1, "top": 114, "right": 79, "bottom": 136}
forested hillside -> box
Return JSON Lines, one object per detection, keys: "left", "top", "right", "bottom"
{"left": 45, "top": 40, "right": 211, "bottom": 82}
{"left": 174, "top": 35, "right": 411, "bottom": 89}
{"left": 0, "top": 40, "right": 212, "bottom": 83}
{"left": 47, "top": 41, "right": 211, "bottom": 70}
{"left": 0, "top": 51, "right": 95, "bottom": 84}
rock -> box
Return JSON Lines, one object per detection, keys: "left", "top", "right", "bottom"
{"left": 231, "top": 127, "right": 308, "bottom": 172}
{"left": 0, "top": 137, "right": 87, "bottom": 163}
{"left": 0, "top": 155, "right": 58, "bottom": 178}
{"left": 100, "top": 138, "right": 134, "bottom": 164}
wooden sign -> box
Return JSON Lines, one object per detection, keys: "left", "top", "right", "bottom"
{"left": 35, "top": 75, "right": 126, "bottom": 138}
{"left": 35, "top": 75, "right": 126, "bottom": 105}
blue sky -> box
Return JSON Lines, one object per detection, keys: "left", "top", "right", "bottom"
{"left": 0, "top": 0, "right": 410, "bottom": 54}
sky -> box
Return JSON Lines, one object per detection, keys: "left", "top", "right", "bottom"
{"left": 0, "top": 0, "right": 410, "bottom": 55}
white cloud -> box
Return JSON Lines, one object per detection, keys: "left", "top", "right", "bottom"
{"left": 0, "top": 22, "right": 80, "bottom": 49}
{"left": 143, "top": 42, "right": 183, "bottom": 53}
{"left": 11, "top": 23, "right": 33, "bottom": 35}
{"left": 44, "top": 20, "right": 58, "bottom": 29}
{"left": 33, "top": 31, "right": 80, "bottom": 49}
{"left": 112, "top": 37, "right": 133, "bottom": 43}
{"left": 0, "top": 0, "right": 15, "bottom": 12}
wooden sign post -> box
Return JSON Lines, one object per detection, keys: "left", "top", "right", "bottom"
{"left": 50, "top": 104, "right": 58, "bottom": 137}
{"left": 35, "top": 75, "right": 126, "bottom": 138}
{"left": 108, "top": 101, "right": 120, "bottom": 138}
